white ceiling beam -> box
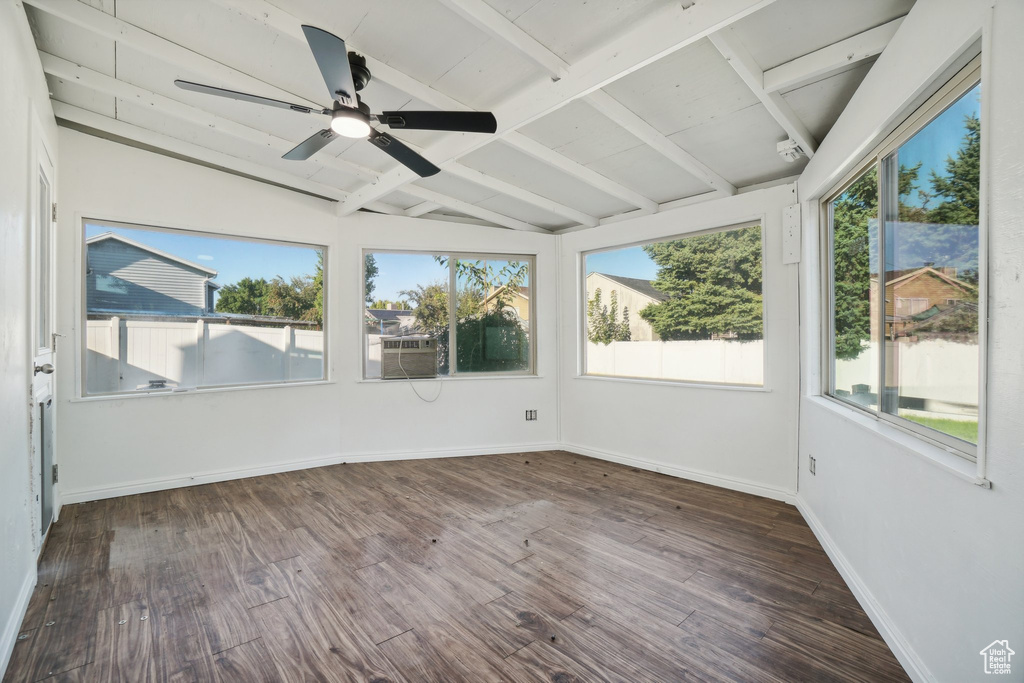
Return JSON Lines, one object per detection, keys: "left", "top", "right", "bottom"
{"left": 504, "top": 132, "right": 658, "bottom": 213}
{"left": 400, "top": 186, "right": 549, "bottom": 233}
{"left": 405, "top": 202, "right": 442, "bottom": 217}
{"left": 763, "top": 18, "right": 903, "bottom": 93}
{"left": 207, "top": 0, "right": 471, "bottom": 111}
{"left": 52, "top": 101, "right": 343, "bottom": 201}
{"left": 24, "top": 0, "right": 323, "bottom": 109}
{"left": 709, "top": 28, "right": 818, "bottom": 158}
{"left": 434, "top": 0, "right": 569, "bottom": 78}
{"left": 445, "top": 163, "right": 597, "bottom": 227}
{"left": 588, "top": 90, "right": 736, "bottom": 196}
{"left": 39, "top": 51, "right": 379, "bottom": 183}
{"left": 338, "top": 0, "right": 777, "bottom": 214}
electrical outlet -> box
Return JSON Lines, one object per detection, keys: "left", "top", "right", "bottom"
{"left": 525, "top": 409, "right": 538, "bottom": 421}
{"left": 808, "top": 455, "right": 816, "bottom": 475}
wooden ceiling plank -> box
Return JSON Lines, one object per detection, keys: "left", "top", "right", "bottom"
{"left": 587, "top": 90, "right": 737, "bottom": 195}
{"left": 504, "top": 132, "right": 658, "bottom": 212}
{"left": 39, "top": 51, "right": 379, "bottom": 183}
{"left": 206, "top": 0, "right": 471, "bottom": 111}
{"left": 763, "top": 18, "right": 904, "bottom": 93}
{"left": 337, "top": 0, "right": 776, "bottom": 215}
{"left": 405, "top": 202, "right": 442, "bottom": 217}
{"left": 434, "top": 0, "right": 570, "bottom": 78}
{"left": 709, "top": 28, "right": 818, "bottom": 157}
{"left": 400, "top": 186, "right": 551, "bottom": 233}
{"left": 446, "top": 162, "right": 598, "bottom": 227}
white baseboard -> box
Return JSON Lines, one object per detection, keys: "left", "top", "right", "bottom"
{"left": 0, "top": 567, "right": 36, "bottom": 680}
{"left": 795, "top": 497, "right": 931, "bottom": 683}
{"left": 562, "top": 442, "right": 796, "bottom": 503}
{"left": 59, "top": 442, "right": 562, "bottom": 504}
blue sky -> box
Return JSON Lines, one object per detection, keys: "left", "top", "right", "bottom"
{"left": 85, "top": 224, "right": 320, "bottom": 300}
{"left": 898, "top": 83, "right": 980, "bottom": 208}
{"left": 585, "top": 245, "right": 658, "bottom": 281}
{"left": 370, "top": 253, "right": 532, "bottom": 304}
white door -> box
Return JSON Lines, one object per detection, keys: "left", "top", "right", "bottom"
{"left": 30, "top": 137, "right": 57, "bottom": 547}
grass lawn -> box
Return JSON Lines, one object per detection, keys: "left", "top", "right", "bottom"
{"left": 901, "top": 414, "right": 978, "bottom": 443}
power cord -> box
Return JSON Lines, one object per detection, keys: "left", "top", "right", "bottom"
{"left": 397, "top": 338, "right": 443, "bottom": 403}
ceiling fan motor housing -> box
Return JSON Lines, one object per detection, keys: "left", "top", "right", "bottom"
{"left": 348, "top": 52, "right": 371, "bottom": 91}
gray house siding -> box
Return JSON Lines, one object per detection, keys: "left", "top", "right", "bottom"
{"left": 87, "top": 239, "right": 212, "bottom": 315}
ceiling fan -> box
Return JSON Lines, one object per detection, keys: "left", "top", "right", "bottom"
{"left": 174, "top": 25, "right": 497, "bottom": 178}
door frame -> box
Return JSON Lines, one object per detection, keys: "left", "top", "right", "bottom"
{"left": 29, "top": 106, "right": 57, "bottom": 555}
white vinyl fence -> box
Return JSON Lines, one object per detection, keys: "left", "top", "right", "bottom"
{"left": 834, "top": 339, "right": 979, "bottom": 412}
{"left": 86, "top": 317, "right": 323, "bottom": 394}
{"left": 586, "top": 340, "right": 764, "bottom": 386}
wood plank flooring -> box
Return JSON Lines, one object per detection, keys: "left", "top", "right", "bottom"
{"left": 5, "top": 451, "right": 909, "bottom": 682}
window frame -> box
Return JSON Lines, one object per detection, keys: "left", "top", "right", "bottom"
{"left": 78, "top": 217, "right": 330, "bottom": 398}
{"left": 821, "top": 57, "right": 984, "bottom": 460}
{"left": 579, "top": 220, "right": 767, "bottom": 388}
{"left": 360, "top": 248, "right": 537, "bottom": 380}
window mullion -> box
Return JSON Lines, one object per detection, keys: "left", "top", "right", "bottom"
{"left": 448, "top": 255, "right": 457, "bottom": 375}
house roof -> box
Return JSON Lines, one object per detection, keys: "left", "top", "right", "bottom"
{"left": 366, "top": 309, "right": 413, "bottom": 322}
{"left": 482, "top": 285, "right": 530, "bottom": 306}
{"left": 588, "top": 272, "right": 668, "bottom": 302}
{"left": 880, "top": 266, "right": 976, "bottom": 291}
{"left": 86, "top": 232, "right": 219, "bottom": 277}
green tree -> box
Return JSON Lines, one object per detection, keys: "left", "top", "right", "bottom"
{"left": 215, "top": 277, "right": 269, "bottom": 315}
{"left": 638, "top": 225, "right": 763, "bottom": 340}
{"left": 831, "top": 167, "right": 878, "bottom": 359}
{"left": 929, "top": 113, "right": 980, "bottom": 225}
{"left": 364, "top": 253, "right": 379, "bottom": 305}
{"left": 312, "top": 251, "right": 324, "bottom": 324}
{"left": 265, "top": 275, "right": 319, "bottom": 324}
{"left": 586, "top": 288, "right": 631, "bottom": 344}
{"left": 400, "top": 281, "right": 450, "bottom": 333}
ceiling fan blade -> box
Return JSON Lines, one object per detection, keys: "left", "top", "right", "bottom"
{"left": 174, "top": 80, "right": 326, "bottom": 114}
{"left": 379, "top": 111, "right": 497, "bottom": 134}
{"left": 282, "top": 129, "right": 339, "bottom": 160}
{"left": 301, "top": 25, "right": 358, "bottom": 108}
{"left": 367, "top": 131, "right": 440, "bottom": 177}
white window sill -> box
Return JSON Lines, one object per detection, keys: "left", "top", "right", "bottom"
{"left": 358, "top": 374, "right": 542, "bottom": 384}
{"left": 808, "top": 394, "right": 987, "bottom": 486}
{"left": 72, "top": 379, "right": 333, "bottom": 403}
{"left": 574, "top": 374, "right": 770, "bottom": 392}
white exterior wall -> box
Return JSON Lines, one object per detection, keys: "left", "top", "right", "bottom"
{"left": 0, "top": 3, "right": 58, "bottom": 676}
{"left": 796, "top": 1, "right": 1024, "bottom": 681}
{"left": 55, "top": 129, "right": 558, "bottom": 502}
{"left": 558, "top": 183, "right": 799, "bottom": 500}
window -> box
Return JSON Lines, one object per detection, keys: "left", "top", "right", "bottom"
{"left": 363, "top": 251, "right": 534, "bottom": 379}
{"left": 82, "top": 220, "right": 326, "bottom": 396}
{"left": 825, "top": 63, "right": 981, "bottom": 454}
{"left": 583, "top": 223, "right": 764, "bottom": 386}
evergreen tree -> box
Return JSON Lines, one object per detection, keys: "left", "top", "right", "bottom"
{"left": 638, "top": 225, "right": 763, "bottom": 340}
{"left": 364, "top": 253, "right": 379, "bottom": 305}
{"left": 929, "top": 113, "right": 980, "bottom": 225}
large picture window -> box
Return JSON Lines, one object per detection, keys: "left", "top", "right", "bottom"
{"left": 82, "top": 220, "right": 325, "bottom": 396}
{"left": 826, "top": 63, "right": 981, "bottom": 454}
{"left": 363, "top": 251, "right": 534, "bottom": 379}
{"left": 583, "top": 223, "right": 764, "bottom": 386}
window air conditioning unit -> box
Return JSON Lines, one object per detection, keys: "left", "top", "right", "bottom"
{"left": 381, "top": 335, "right": 438, "bottom": 379}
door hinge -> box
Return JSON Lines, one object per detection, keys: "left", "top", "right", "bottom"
{"left": 51, "top": 202, "right": 57, "bottom": 222}
{"left": 52, "top": 464, "right": 58, "bottom": 484}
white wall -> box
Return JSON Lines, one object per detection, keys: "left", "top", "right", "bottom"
{"left": 0, "top": 1, "right": 58, "bottom": 675}
{"left": 796, "top": 1, "right": 1024, "bottom": 681}
{"left": 558, "top": 184, "right": 801, "bottom": 500}
{"left": 55, "top": 130, "right": 559, "bottom": 502}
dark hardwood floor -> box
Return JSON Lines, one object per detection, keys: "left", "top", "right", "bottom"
{"left": 5, "top": 451, "right": 908, "bottom": 682}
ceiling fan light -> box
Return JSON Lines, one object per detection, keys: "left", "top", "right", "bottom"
{"left": 331, "top": 114, "right": 371, "bottom": 138}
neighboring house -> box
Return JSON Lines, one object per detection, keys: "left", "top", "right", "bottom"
{"left": 365, "top": 306, "right": 417, "bottom": 335}
{"left": 482, "top": 285, "right": 530, "bottom": 324}
{"left": 86, "top": 232, "right": 220, "bottom": 316}
{"left": 870, "top": 266, "right": 977, "bottom": 337}
{"left": 585, "top": 272, "right": 667, "bottom": 341}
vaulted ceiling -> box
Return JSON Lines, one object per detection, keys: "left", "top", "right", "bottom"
{"left": 25, "top": 0, "right": 914, "bottom": 232}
